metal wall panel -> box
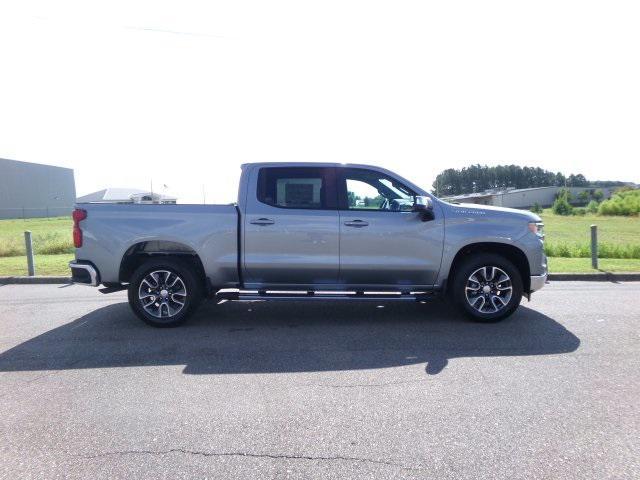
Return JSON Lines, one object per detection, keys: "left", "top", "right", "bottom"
{"left": 0, "top": 158, "right": 76, "bottom": 219}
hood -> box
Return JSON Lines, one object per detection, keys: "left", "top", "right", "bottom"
{"left": 447, "top": 202, "right": 542, "bottom": 222}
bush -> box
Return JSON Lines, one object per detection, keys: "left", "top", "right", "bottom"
{"left": 598, "top": 189, "right": 640, "bottom": 216}
{"left": 573, "top": 207, "right": 587, "bottom": 216}
{"left": 577, "top": 191, "right": 590, "bottom": 204}
{"left": 555, "top": 188, "right": 573, "bottom": 201}
{"left": 552, "top": 193, "right": 574, "bottom": 215}
{"left": 530, "top": 202, "right": 543, "bottom": 214}
{"left": 593, "top": 189, "right": 604, "bottom": 201}
{"left": 587, "top": 200, "right": 599, "bottom": 213}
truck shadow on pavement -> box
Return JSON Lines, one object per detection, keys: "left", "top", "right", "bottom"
{"left": 0, "top": 299, "right": 580, "bottom": 375}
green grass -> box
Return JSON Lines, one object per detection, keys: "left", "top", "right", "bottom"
{"left": 540, "top": 209, "right": 640, "bottom": 258}
{"left": 540, "top": 208, "right": 640, "bottom": 244}
{"left": 547, "top": 257, "right": 640, "bottom": 273}
{"left": 0, "top": 216, "right": 73, "bottom": 257}
{"left": 0, "top": 253, "right": 74, "bottom": 276}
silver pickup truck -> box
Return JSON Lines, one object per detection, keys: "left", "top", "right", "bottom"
{"left": 70, "top": 163, "right": 547, "bottom": 327}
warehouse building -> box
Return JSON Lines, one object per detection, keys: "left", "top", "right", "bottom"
{"left": 0, "top": 158, "right": 76, "bottom": 219}
{"left": 442, "top": 186, "right": 612, "bottom": 209}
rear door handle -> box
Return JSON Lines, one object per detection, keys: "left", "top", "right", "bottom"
{"left": 250, "top": 218, "right": 275, "bottom": 226}
{"left": 344, "top": 220, "right": 369, "bottom": 227}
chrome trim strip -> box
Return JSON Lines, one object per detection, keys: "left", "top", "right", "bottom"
{"left": 69, "top": 261, "right": 99, "bottom": 286}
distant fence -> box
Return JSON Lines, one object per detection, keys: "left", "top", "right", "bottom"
{"left": 0, "top": 207, "right": 74, "bottom": 220}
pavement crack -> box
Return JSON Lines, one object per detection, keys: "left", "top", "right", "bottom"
{"left": 77, "top": 448, "right": 422, "bottom": 470}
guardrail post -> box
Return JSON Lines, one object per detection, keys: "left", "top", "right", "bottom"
{"left": 24, "top": 231, "right": 35, "bottom": 276}
{"left": 590, "top": 224, "right": 598, "bottom": 269}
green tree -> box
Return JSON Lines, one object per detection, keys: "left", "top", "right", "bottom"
{"left": 577, "top": 190, "right": 590, "bottom": 204}
{"left": 552, "top": 191, "right": 574, "bottom": 215}
{"left": 593, "top": 189, "right": 604, "bottom": 201}
{"left": 567, "top": 174, "right": 589, "bottom": 187}
{"left": 432, "top": 165, "right": 592, "bottom": 196}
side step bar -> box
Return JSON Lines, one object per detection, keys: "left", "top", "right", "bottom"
{"left": 215, "top": 289, "right": 438, "bottom": 302}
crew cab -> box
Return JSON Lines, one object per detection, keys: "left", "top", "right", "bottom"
{"left": 69, "top": 163, "right": 547, "bottom": 327}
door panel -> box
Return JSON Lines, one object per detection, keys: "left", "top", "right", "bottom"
{"left": 338, "top": 168, "right": 444, "bottom": 286}
{"left": 243, "top": 166, "right": 339, "bottom": 286}
{"left": 339, "top": 210, "right": 444, "bottom": 286}
{"left": 244, "top": 207, "right": 339, "bottom": 285}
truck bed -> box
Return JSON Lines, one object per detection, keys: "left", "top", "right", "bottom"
{"left": 74, "top": 203, "right": 239, "bottom": 287}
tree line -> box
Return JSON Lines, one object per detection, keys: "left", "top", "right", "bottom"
{"left": 432, "top": 164, "right": 592, "bottom": 196}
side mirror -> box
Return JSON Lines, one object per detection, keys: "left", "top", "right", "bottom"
{"left": 412, "top": 196, "right": 434, "bottom": 220}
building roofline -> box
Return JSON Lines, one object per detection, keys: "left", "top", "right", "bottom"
{"left": 0, "top": 157, "right": 74, "bottom": 172}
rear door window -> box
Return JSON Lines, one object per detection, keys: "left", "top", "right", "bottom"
{"left": 257, "top": 167, "right": 337, "bottom": 209}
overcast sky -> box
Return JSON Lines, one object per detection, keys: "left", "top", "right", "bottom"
{"left": 1, "top": 1, "right": 639, "bottom": 203}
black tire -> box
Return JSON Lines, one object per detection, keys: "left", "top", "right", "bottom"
{"left": 128, "top": 257, "right": 203, "bottom": 327}
{"left": 450, "top": 253, "right": 523, "bottom": 322}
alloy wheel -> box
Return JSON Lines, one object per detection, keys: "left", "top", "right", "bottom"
{"left": 138, "top": 270, "right": 187, "bottom": 318}
{"left": 464, "top": 266, "right": 513, "bottom": 314}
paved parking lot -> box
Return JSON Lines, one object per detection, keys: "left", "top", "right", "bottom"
{"left": 0, "top": 282, "right": 638, "bottom": 479}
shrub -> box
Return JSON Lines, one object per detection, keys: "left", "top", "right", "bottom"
{"left": 577, "top": 190, "right": 590, "bottom": 204}
{"left": 598, "top": 189, "right": 640, "bottom": 216}
{"left": 587, "top": 200, "right": 599, "bottom": 213}
{"left": 552, "top": 193, "right": 574, "bottom": 215}
{"left": 593, "top": 189, "right": 604, "bottom": 201}
{"left": 573, "top": 207, "right": 587, "bottom": 216}
{"left": 530, "top": 202, "right": 543, "bottom": 214}
{"left": 555, "top": 188, "right": 573, "bottom": 201}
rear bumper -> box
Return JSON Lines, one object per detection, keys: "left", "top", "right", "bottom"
{"left": 69, "top": 261, "right": 100, "bottom": 286}
{"left": 529, "top": 272, "right": 547, "bottom": 292}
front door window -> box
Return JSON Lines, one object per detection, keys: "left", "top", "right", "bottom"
{"left": 343, "top": 169, "right": 415, "bottom": 211}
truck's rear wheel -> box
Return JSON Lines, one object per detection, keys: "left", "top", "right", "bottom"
{"left": 128, "top": 258, "right": 203, "bottom": 327}
{"left": 451, "top": 253, "right": 523, "bottom": 322}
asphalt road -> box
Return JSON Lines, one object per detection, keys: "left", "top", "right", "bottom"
{"left": 0, "top": 282, "right": 638, "bottom": 479}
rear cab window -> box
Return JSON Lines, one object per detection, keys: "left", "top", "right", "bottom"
{"left": 257, "top": 167, "right": 337, "bottom": 209}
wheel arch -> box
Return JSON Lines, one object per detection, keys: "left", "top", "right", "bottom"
{"left": 446, "top": 242, "right": 531, "bottom": 294}
{"left": 119, "top": 241, "right": 207, "bottom": 289}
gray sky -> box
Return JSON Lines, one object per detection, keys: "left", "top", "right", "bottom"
{"left": 1, "top": 1, "right": 639, "bottom": 203}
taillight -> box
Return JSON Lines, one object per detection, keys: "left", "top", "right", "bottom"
{"left": 72, "top": 208, "right": 87, "bottom": 247}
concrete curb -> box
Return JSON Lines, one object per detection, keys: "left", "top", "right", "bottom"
{"left": 547, "top": 273, "right": 640, "bottom": 281}
{"left": 0, "top": 276, "right": 72, "bottom": 285}
{"left": 2, "top": 274, "right": 640, "bottom": 285}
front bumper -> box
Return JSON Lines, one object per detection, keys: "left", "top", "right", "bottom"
{"left": 529, "top": 272, "right": 547, "bottom": 292}
{"left": 69, "top": 261, "right": 100, "bottom": 286}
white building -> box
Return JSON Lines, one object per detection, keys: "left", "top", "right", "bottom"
{"left": 0, "top": 158, "right": 76, "bottom": 219}
{"left": 77, "top": 188, "right": 177, "bottom": 204}
{"left": 442, "top": 186, "right": 612, "bottom": 209}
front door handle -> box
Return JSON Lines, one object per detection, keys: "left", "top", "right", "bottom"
{"left": 250, "top": 218, "right": 275, "bottom": 226}
{"left": 344, "top": 219, "right": 369, "bottom": 227}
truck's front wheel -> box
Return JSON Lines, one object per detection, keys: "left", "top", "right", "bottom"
{"left": 128, "top": 258, "right": 203, "bottom": 327}
{"left": 451, "top": 253, "right": 523, "bottom": 322}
